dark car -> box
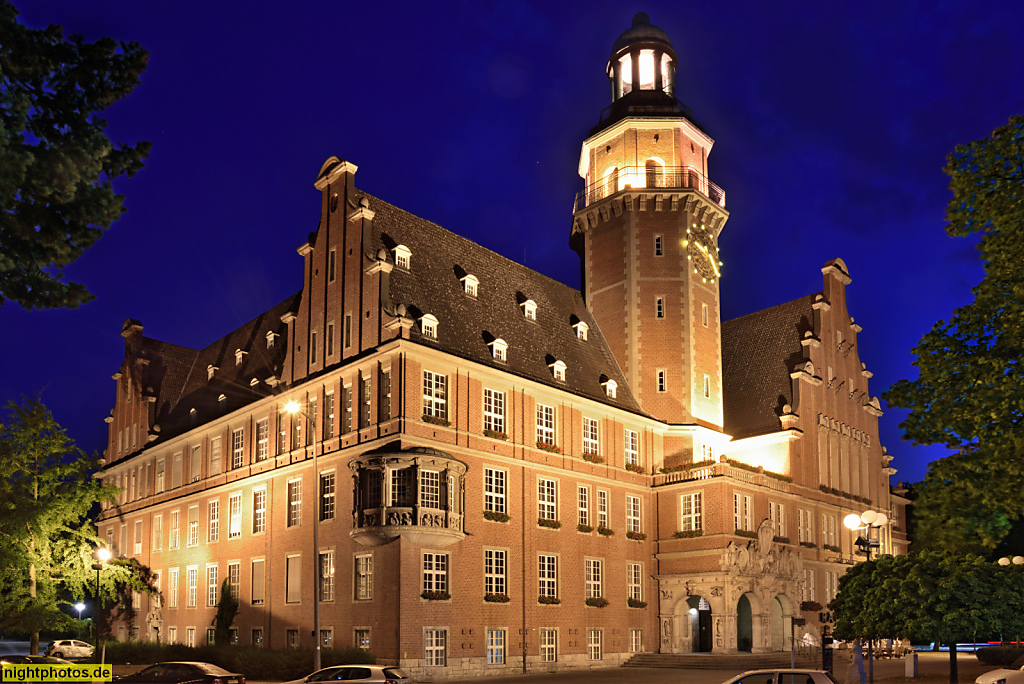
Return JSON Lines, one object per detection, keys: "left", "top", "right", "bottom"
{"left": 113, "top": 661, "right": 245, "bottom": 684}
{"left": 0, "top": 655, "right": 73, "bottom": 665}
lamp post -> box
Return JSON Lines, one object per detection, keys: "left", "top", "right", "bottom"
{"left": 285, "top": 399, "right": 322, "bottom": 673}
{"left": 997, "top": 557, "right": 1024, "bottom": 645}
{"left": 844, "top": 510, "right": 889, "bottom": 684}
{"left": 93, "top": 547, "right": 111, "bottom": 662}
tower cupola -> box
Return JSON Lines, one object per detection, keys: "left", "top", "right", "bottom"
{"left": 608, "top": 12, "right": 677, "bottom": 101}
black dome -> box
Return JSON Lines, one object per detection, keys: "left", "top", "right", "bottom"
{"left": 610, "top": 12, "right": 674, "bottom": 58}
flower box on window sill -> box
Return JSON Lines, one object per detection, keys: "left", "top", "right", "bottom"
{"left": 823, "top": 544, "right": 841, "bottom": 552}
{"left": 660, "top": 459, "right": 716, "bottom": 474}
{"left": 538, "top": 595, "right": 561, "bottom": 605}
{"left": 537, "top": 518, "right": 561, "bottom": 529}
{"left": 597, "top": 526, "right": 614, "bottom": 537}
{"left": 421, "top": 590, "right": 450, "bottom": 601}
{"left": 577, "top": 523, "right": 594, "bottom": 533}
{"left": 799, "top": 541, "right": 818, "bottom": 549}
{"left": 625, "top": 463, "right": 645, "bottom": 474}
{"left": 484, "top": 593, "right": 510, "bottom": 603}
{"left": 626, "top": 531, "right": 647, "bottom": 541}
{"left": 582, "top": 453, "right": 604, "bottom": 464}
{"left": 483, "top": 429, "right": 508, "bottom": 440}
{"left": 421, "top": 414, "right": 449, "bottom": 427}
{"left": 800, "top": 600, "right": 823, "bottom": 612}
{"left": 536, "top": 441, "right": 561, "bottom": 454}
{"left": 674, "top": 529, "right": 704, "bottom": 539}
{"left": 773, "top": 535, "right": 791, "bottom": 544}
{"left": 628, "top": 598, "right": 648, "bottom": 609}
{"left": 735, "top": 529, "right": 758, "bottom": 539}
{"left": 483, "top": 510, "right": 510, "bottom": 523}
{"left": 585, "top": 597, "right": 609, "bottom": 608}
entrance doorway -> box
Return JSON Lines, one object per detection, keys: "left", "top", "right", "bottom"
{"left": 737, "top": 594, "right": 753, "bottom": 652}
{"left": 687, "top": 595, "right": 713, "bottom": 652}
{"left": 771, "top": 596, "right": 785, "bottom": 651}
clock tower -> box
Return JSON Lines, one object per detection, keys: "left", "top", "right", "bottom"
{"left": 571, "top": 12, "right": 729, "bottom": 431}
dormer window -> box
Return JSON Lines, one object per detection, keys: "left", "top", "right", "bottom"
{"left": 394, "top": 245, "right": 411, "bottom": 270}
{"left": 190, "top": 408, "right": 198, "bottom": 426}
{"left": 574, "top": 321, "right": 589, "bottom": 341}
{"left": 462, "top": 274, "right": 479, "bottom": 297}
{"left": 250, "top": 378, "right": 259, "bottom": 388}
{"left": 235, "top": 349, "right": 247, "bottom": 366}
{"left": 218, "top": 394, "right": 227, "bottom": 412}
{"left": 602, "top": 378, "right": 618, "bottom": 398}
{"left": 266, "top": 331, "right": 278, "bottom": 349}
{"left": 549, "top": 360, "right": 566, "bottom": 382}
{"left": 207, "top": 365, "right": 218, "bottom": 381}
{"left": 489, "top": 338, "right": 507, "bottom": 362}
{"left": 420, "top": 314, "right": 438, "bottom": 339}
{"left": 521, "top": 299, "right": 537, "bottom": 321}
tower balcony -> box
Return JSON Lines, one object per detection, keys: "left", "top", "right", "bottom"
{"left": 573, "top": 165, "right": 726, "bottom": 213}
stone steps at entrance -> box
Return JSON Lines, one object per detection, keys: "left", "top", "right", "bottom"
{"left": 622, "top": 653, "right": 818, "bottom": 670}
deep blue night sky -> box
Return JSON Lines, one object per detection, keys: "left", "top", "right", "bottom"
{"left": 5, "top": 1, "right": 1023, "bottom": 484}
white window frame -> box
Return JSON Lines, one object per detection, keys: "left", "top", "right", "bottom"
{"left": 484, "top": 468, "right": 506, "bottom": 514}
{"left": 256, "top": 419, "right": 269, "bottom": 461}
{"left": 288, "top": 479, "right": 302, "bottom": 527}
{"left": 582, "top": 417, "right": 599, "bottom": 455}
{"left": 489, "top": 338, "right": 507, "bottom": 362}
{"left": 422, "top": 551, "right": 448, "bottom": 593}
{"left": 680, "top": 492, "right": 702, "bottom": 531}
{"left": 540, "top": 628, "right": 557, "bottom": 662}
{"left": 423, "top": 370, "right": 447, "bottom": 419}
{"left": 597, "top": 490, "right": 609, "bottom": 528}
{"left": 462, "top": 274, "right": 479, "bottom": 297}
{"left": 550, "top": 359, "right": 566, "bottom": 381}
{"left": 207, "top": 500, "right": 219, "bottom": 542}
{"left": 585, "top": 558, "right": 602, "bottom": 598}
{"left": 355, "top": 554, "right": 373, "bottom": 600}
{"left": 734, "top": 493, "right": 752, "bottom": 531}
{"left": 424, "top": 628, "right": 447, "bottom": 667}
{"left": 394, "top": 244, "right": 411, "bottom": 269}
{"left": 319, "top": 550, "right": 335, "bottom": 603}
{"left": 577, "top": 486, "right": 590, "bottom": 527}
{"left": 536, "top": 404, "right": 555, "bottom": 446}
{"left": 486, "top": 629, "right": 505, "bottom": 665}
{"left": 626, "top": 495, "right": 642, "bottom": 533}
{"left": 574, "top": 321, "right": 588, "bottom": 340}
{"left": 625, "top": 429, "right": 639, "bottom": 466}
{"left": 186, "top": 566, "right": 198, "bottom": 608}
{"left": 168, "top": 568, "right": 179, "bottom": 609}
{"left": 252, "top": 488, "right": 266, "bottom": 534}
{"left": 657, "top": 369, "right": 667, "bottom": 392}
{"left": 628, "top": 562, "right": 643, "bottom": 601}
{"left": 483, "top": 388, "right": 505, "bottom": 434}
{"left": 229, "top": 492, "right": 242, "bottom": 538}
{"left": 537, "top": 478, "right": 557, "bottom": 522}
{"left": 231, "top": 428, "right": 244, "bottom": 469}
{"left": 587, "top": 629, "right": 602, "bottom": 660}
{"left": 521, "top": 299, "right": 537, "bottom": 320}
{"left": 538, "top": 554, "right": 558, "bottom": 599}
{"left": 420, "top": 313, "right": 438, "bottom": 339}
{"left": 206, "top": 564, "right": 218, "bottom": 608}
{"left": 484, "top": 548, "right": 506, "bottom": 596}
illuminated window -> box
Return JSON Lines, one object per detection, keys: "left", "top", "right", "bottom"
{"left": 484, "top": 468, "right": 506, "bottom": 514}
{"left": 207, "top": 500, "right": 219, "bottom": 542}
{"left": 229, "top": 493, "right": 242, "bottom": 538}
{"left": 550, "top": 359, "right": 566, "bottom": 381}
{"left": 252, "top": 489, "right": 266, "bottom": 534}
{"left": 574, "top": 321, "right": 589, "bottom": 340}
{"left": 319, "top": 551, "right": 335, "bottom": 602}
{"left": 603, "top": 378, "right": 617, "bottom": 398}
{"left": 420, "top": 314, "right": 438, "bottom": 339}
{"left": 680, "top": 492, "right": 702, "bottom": 531}
{"left": 540, "top": 629, "right": 557, "bottom": 662}
{"left": 287, "top": 480, "right": 302, "bottom": 527}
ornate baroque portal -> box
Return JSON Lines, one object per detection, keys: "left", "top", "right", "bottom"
{"left": 657, "top": 520, "right": 803, "bottom": 654}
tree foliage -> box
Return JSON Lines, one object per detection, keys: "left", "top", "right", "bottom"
{"left": 213, "top": 579, "right": 239, "bottom": 645}
{"left": 0, "top": 1, "right": 150, "bottom": 309}
{"left": 884, "top": 116, "right": 1024, "bottom": 552}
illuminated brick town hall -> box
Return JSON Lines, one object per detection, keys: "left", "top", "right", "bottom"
{"left": 97, "top": 13, "right": 909, "bottom": 676}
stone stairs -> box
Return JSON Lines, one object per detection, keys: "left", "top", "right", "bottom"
{"left": 622, "top": 652, "right": 819, "bottom": 670}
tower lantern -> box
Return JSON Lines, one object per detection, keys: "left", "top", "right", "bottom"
{"left": 608, "top": 12, "right": 677, "bottom": 101}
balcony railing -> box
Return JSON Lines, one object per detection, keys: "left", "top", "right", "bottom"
{"left": 573, "top": 165, "right": 726, "bottom": 213}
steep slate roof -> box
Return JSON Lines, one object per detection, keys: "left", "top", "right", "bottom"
{"left": 721, "top": 294, "right": 816, "bottom": 439}
{"left": 362, "top": 194, "right": 645, "bottom": 415}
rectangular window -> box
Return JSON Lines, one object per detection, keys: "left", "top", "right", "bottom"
{"left": 538, "top": 478, "right": 557, "bottom": 521}
{"left": 540, "top": 629, "right": 557, "bottom": 662}
{"left": 319, "top": 550, "right": 335, "bottom": 602}
{"left": 207, "top": 565, "right": 218, "bottom": 607}
{"left": 585, "top": 558, "right": 602, "bottom": 598}
{"left": 186, "top": 567, "right": 198, "bottom": 608}
{"left": 227, "top": 562, "right": 239, "bottom": 601}
{"left": 287, "top": 629, "right": 300, "bottom": 649}
{"left": 798, "top": 509, "right": 813, "bottom": 544}
{"left": 734, "top": 493, "right": 752, "bottom": 531}
{"left": 703, "top": 374, "right": 711, "bottom": 399}
{"left": 420, "top": 470, "right": 441, "bottom": 509}
{"left": 251, "top": 559, "right": 265, "bottom": 605}
{"left": 156, "top": 459, "right": 165, "bottom": 493}
{"left": 422, "top": 552, "right": 448, "bottom": 593}
{"left": 484, "top": 549, "right": 506, "bottom": 596}
{"left": 486, "top": 629, "right": 505, "bottom": 665}
{"left": 231, "top": 428, "right": 244, "bottom": 469}
{"left": 770, "top": 501, "right": 786, "bottom": 538}
{"left": 327, "top": 323, "right": 335, "bottom": 357}
{"left": 379, "top": 369, "right": 391, "bottom": 421}
{"left": 278, "top": 411, "right": 288, "bottom": 453}
{"left": 626, "top": 495, "right": 642, "bottom": 533}
{"left": 355, "top": 629, "right": 370, "bottom": 650}
{"left": 825, "top": 571, "right": 839, "bottom": 602}
{"left": 654, "top": 234, "right": 663, "bottom": 256}
{"left": 583, "top": 417, "right": 600, "bottom": 455}
{"left": 625, "top": 429, "right": 639, "bottom": 466}
{"left": 190, "top": 446, "right": 202, "bottom": 483}
{"left": 577, "top": 486, "right": 590, "bottom": 527}
{"left": 597, "top": 490, "right": 609, "bottom": 528}
{"left": 256, "top": 419, "right": 269, "bottom": 462}
{"left": 253, "top": 489, "right": 266, "bottom": 534}
{"left": 483, "top": 388, "right": 505, "bottom": 434}
{"left": 344, "top": 313, "right": 352, "bottom": 349}
{"left": 536, "top": 404, "right": 555, "bottom": 445}
{"left": 538, "top": 554, "right": 558, "bottom": 599}
{"left": 328, "top": 249, "right": 336, "bottom": 282}
{"left": 292, "top": 410, "right": 303, "bottom": 449}
{"left": 168, "top": 627, "right": 177, "bottom": 644}
{"left": 172, "top": 452, "right": 182, "bottom": 489}
{"left": 187, "top": 506, "right": 198, "bottom": 547}
{"left": 168, "top": 568, "right": 179, "bottom": 609}
{"left": 134, "top": 520, "right": 143, "bottom": 555}
{"left": 360, "top": 375, "right": 372, "bottom": 428}
{"left": 186, "top": 627, "right": 195, "bottom": 648}
{"left": 208, "top": 500, "right": 219, "bottom": 542}
{"left": 656, "top": 369, "right": 668, "bottom": 392}
{"left": 153, "top": 515, "right": 163, "bottom": 552}
{"left": 680, "top": 492, "right": 702, "bottom": 531}
{"left": 424, "top": 629, "right": 447, "bottom": 667}
{"left": 310, "top": 330, "right": 318, "bottom": 361}
{"left": 325, "top": 391, "right": 335, "bottom": 439}
{"left": 210, "top": 437, "right": 221, "bottom": 475}
{"left": 288, "top": 480, "right": 302, "bottom": 527}
{"left": 655, "top": 297, "right": 665, "bottom": 318}
{"left": 286, "top": 555, "right": 301, "bottom": 603}
{"left": 484, "top": 468, "right": 506, "bottom": 514}
{"left": 229, "top": 493, "right": 242, "bottom": 538}
{"left": 252, "top": 628, "right": 263, "bottom": 647}
{"left": 803, "top": 568, "right": 816, "bottom": 602}
{"left": 629, "top": 629, "right": 643, "bottom": 653}
{"left": 207, "top": 627, "right": 216, "bottom": 646}
{"left": 587, "top": 629, "right": 602, "bottom": 660}
{"left": 170, "top": 510, "right": 180, "bottom": 549}
{"left": 391, "top": 469, "right": 412, "bottom": 506}
{"left": 320, "top": 472, "right": 336, "bottom": 521}
{"left": 342, "top": 386, "right": 352, "bottom": 433}
{"left": 628, "top": 562, "right": 643, "bottom": 601}
{"left": 355, "top": 554, "right": 373, "bottom": 600}
{"left": 702, "top": 302, "right": 709, "bottom": 327}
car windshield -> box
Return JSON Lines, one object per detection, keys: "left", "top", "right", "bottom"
{"left": 192, "top": 663, "right": 233, "bottom": 675}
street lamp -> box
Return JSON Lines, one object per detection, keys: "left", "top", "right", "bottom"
{"left": 285, "top": 399, "right": 323, "bottom": 673}
{"left": 844, "top": 510, "right": 889, "bottom": 684}
{"left": 93, "top": 547, "right": 110, "bottom": 663}
{"left": 997, "top": 556, "right": 1024, "bottom": 566}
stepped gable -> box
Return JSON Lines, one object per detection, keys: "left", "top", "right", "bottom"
{"left": 363, "top": 194, "right": 644, "bottom": 415}
{"left": 722, "top": 294, "right": 816, "bottom": 439}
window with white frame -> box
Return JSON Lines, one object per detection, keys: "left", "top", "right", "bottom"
{"left": 319, "top": 550, "right": 335, "bottom": 602}
{"left": 210, "top": 438, "right": 222, "bottom": 476}
{"left": 423, "top": 371, "right": 447, "bottom": 420}
{"left": 288, "top": 480, "right": 302, "bottom": 527}
{"left": 190, "top": 446, "right": 201, "bottom": 483}
{"left": 578, "top": 486, "right": 590, "bottom": 527}
{"left": 170, "top": 510, "right": 180, "bottom": 549}
{"left": 268, "top": 329, "right": 278, "bottom": 347}
{"left": 583, "top": 417, "right": 599, "bottom": 455}
{"left": 680, "top": 492, "right": 702, "bottom": 531}
{"left": 484, "top": 549, "right": 506, "bottom": 596}
{"left": 798, "top": 509, "right": 813, "bottom": 544}
{"left": 231, "top": 428, "right": 244, "bottom": 469}
{"left": 320, "top": 471, "right": 336, "bottom": 521}
{"left": 770, "top": 501, "right": 786, "bottom": 538}
{"left": 489, "top": 338, "right": 507, "bottom": 362}
{"left": 424, "top": 629, "right": 446, "bottom": 666}
{"left": 208, "top": 500, "right": 219, "bottom": 542}
{"left": 628, "top": 562, "right": 642, "bottom": 601}
{"left": 630, "top": 629, "right": 643, "bottom": 653}
{"left": 253, "top": 489, "right": 266, "bottom": 534}
{"left": 394, "top": 244, "right": 411, "bottom": 269}
{"left": 420, "top": 470, "right": 441, "bottom": 509}
{"left": 823, "top": 514, "right": 837, "bottom": 547}
{"left": 186, "top": 566, "right": 198, "bottom": 608}
{"left": 325, "top": 391, "right": 335, "bottom": 439}
{"left": 625, "top": 429, "right": 639, "bottom": 466}
{"left": 538, "top": 554, "right": 557, "bottom": 599}
{"left": 734, "top": 493, "right": 752, "bottom": 531}
{"left": 575, "top": 321, "right": 588, "bottom": 340}
{"left": 655, "top": 297, "right": 665, "bottom": 318}
{"left": 551, "top": 359, "right": 566, "bottom": 381}
{"left": 521, "top": 299, "right": 537, "bottom": 320}
{"left": 626, "top": 495, "right": 641, "bottom": 533}
{"left": 227, "top": 562, "right": 240, "bottom": 601}
{"left": 585, "top": 558, "right": 602, "bottom": 598}
{"left": 168, "top": 568, "right": 179, "bottom": 609}
{"left": 156, "top": 459, "right": 165, "bottom": 493}
{"left": 484, "top": 468, "right": 506, "bottom": 514}
{"left": 422, "top": 552, "right": 448, "bottom": 593}
{"left": 419, "top": 314, "right": 437, "bottom": 339}
{"left": 587, "top": 629, "right": 602, "bottom": 660}
{"left": 483, "top": 388, "right": 505, "bottom": 434}
{"left": 825, "top": 571, "right": 839, "bottom": 602}
{"left": 536, "top": 404, "right": 555, "bottom": 446}
{"left": 355, "top": 554, "right": 373, "bottom": 600}
{"left": 537, "top": 478, "right": 557, "bottom": 521}
{"left": 803, "top": 568, "right": 816, "bottom": 602}
{"left": 229, "top": 492, "right": 242, "bottom": 538}
{"left": 207, "top": 565, "right": 219, "bottom": 607}
{"left": 355, "top": 629, "right": 370, "bottom": 650}
{"left": 256, "top": 419, "right": 269, "bottom": 461}
{"left": 540, "top": 629, "right": 557, "bottom": 662}
{"left": 462, "top": 274, "right": 479, "bottom": 297}
{"left": 187, "top": 506, "right": 198, "bottom": 547}
{"left": 134, "top": 519, "right": 143, "bottom": 555}
{"left": 597, "top": 490, "right": 609, "bottom": 528}
{"left": 657, "top": 369, "right": 667, "bottom": 392}
{"left": 153, "top": 514, "right": 163, "bottom": 551}
{"left": 486, "top": 629, "right": 505, "bottom": 664}
{"left": 603, "top": 378, "right": 617, "bottom": 398}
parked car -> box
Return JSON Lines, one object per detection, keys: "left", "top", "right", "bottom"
{"left": 283, "top": 665, "right": 411, "bottom": 684}
{"left": 44, "top": 639, "right": 95, "bottom": 659}
{"left": 722, "top": 670, "right": 840, "bottom": 684}
{"left": 0, "top": 655, "right": 73, "bottom": 665}
{"left": 112, "top": 661, "right": 245, "bottom": 683}
{"left": 977, "top": 665, "right": 1024, "bottom": 684}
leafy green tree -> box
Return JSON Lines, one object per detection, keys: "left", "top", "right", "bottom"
{"left": 0, "top": 397, "right": 156, "bottom": 653}
{"left": 213, "top": 578, "right": 240, "bottom": 645}
{"left": 0, "top": 1, "right": 150, "bottom": 309}
{"left": 884, "top": 116, "right": 1024, "bottom": 552}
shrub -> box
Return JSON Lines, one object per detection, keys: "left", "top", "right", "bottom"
{"left": 773, "top": 536, "right": 791, "bottom": 544}
{"left": 800, "top": 541, "right": 818, "bottom": 549}
{"left": 823, "top": 544, "right": 841, "bottom": 552}
{"left": 421, "top": 414, "right": 449, "bottom": 427}
{"left": 735, "top": 529, "right": 758, "bottom": 539}
{"left": 976, "top": 646, "right": 1024, "bottom": 666}
{"left": 483, "top": 510, "right": 510, "bottom": 523}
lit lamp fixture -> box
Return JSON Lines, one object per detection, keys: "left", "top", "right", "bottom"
{"left": 998, "top": 556, "right": 1024, "bottom": 566}
{"left": 843, "top": 510, "right": 888, "bottom": 562}
{"left": 284, "top": 399, "right": 323, "bottom": 673}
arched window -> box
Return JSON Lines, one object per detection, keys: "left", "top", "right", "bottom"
{"left": 645, "top": 159, "right": 663, "bottom": 188}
